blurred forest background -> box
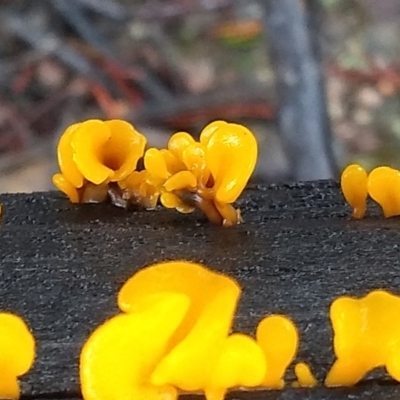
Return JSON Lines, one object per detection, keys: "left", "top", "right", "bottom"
{"left": 1, "top": 0, "right": 400, "bottom": 192}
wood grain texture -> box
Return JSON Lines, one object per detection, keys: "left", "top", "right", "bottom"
{"left": 1, "top": 181, "right": 400, "bottom": 399}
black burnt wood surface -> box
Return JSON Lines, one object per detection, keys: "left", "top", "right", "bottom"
{"left": 1, "top": 181, "right": 400, "bottom": 400}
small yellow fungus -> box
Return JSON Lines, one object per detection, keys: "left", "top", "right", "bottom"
{"left": 164, "top": 171, "right": 197, "bottom": 192}
{"left": 144, "top": 148, "right": 170, "bottom": 181}
{"left": 167, "top": 132, "right": 195, "bottom": 160}
{"left": 325, "top": 290, "right": 400, "bottom": 386}
{"left": 340, "top": 164, "right": 368, "bottom": 219}
{"left": 367, "top": 166, "right": 400, "bottom": 218}
{"left": 160, "top": 192, "right": 194, "bottom": 213}
{"left": 181, "top": 143, "right": 208, "bottom": 183}
{"left": 0, "top": 313, "right": 36, "bottom": 400}
{"left": 160, "top": 148, "right": 186, "bottom": 175}
{"left": 293, "top": 362, "right": 318, "bottom": 387}
{"left": 53, "top": 119, "right": 146, "bottom": 204}
{"left": 202, "top": 122, "right": 258, "bottom": 204}
{"left": 118, "top": 170, "right": 160, "bottom": 209}
{"left": 256, "top": 314, "right": 298, "bottom": 388}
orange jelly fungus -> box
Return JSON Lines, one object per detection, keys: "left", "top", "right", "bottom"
{"left": 142, "top": 120, "right": 258, "bottom": 225}
{"left": 0, "top": 313, "right": 35, "bottom": 399}
{"left": 80, "top": 292, "right": 189, "bottom": 400}
{"left": 82, "top": 261, "right": 301, "bottom": 400}
{"left": 118, "top": 170, "right": 161, "bottom": 209}
{"left": 256, "top": 314, "right": 299, "bottom": 388}
{"left": 53, "top": 118, "right": 257, "bottom": 224}
{"left": 325, "top": 290, "right": 400, "bottom": 387}
{"left": 367, "top": 166, "right": 400, "bottom": 218}
{"left": 201, "top": 121, "right": 258, "bottom": 205}
{"left": 53, "top": 119, "right": 146, "bottom": 203}
{"left": 293, "top": 363, "right": 318, "bottom": 387}
{"left": 119, "top": 261, "right": 265, "bottom": 400}
{"left": 340, "top": 164, "right": 368, "bottom": 219}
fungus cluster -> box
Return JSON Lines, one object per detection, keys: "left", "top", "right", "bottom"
{"left": 52, "top": 119, "right": 146, "bottom": 204}
{"left": 53, "top": 119, "right": 258, "bottom": 226}
{"left": 0, "top": 313, "right": 35, "bottom": 399}
{"left": 326, "top": 290, "right": 400, "bottom": 386}
{"left": 5, "top": 262, "right": 400, "bottom": 395}
{"left": 80, "top": 261, "right": 306, "bottom": 400}
{"left": 341, "top": 163, "right": 400, "bottom": 218}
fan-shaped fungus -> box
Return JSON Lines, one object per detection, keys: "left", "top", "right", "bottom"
{"left": 325, "top": 290, "right": 400, "bottom": 386}
{"left": 82, "top": 261, "right": 278, "bottom": 400}
{"left": 130, "top": 262, "right": 264, "bottom": 399}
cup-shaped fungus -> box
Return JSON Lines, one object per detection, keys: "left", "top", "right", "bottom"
{"left": 119, "top": 261, "right": 266, "bottom": 400}
{"left": 72, "top": 119, "right": 146, "bottom": 184}
{"left": 0, "top": 313, "right": 35, "bottom": 400}
{"left": 53, "top": 119, "right": 146, "bottom": 203}
{"left": 340, "top": 164, "right": 368, "bottom": 219}
{"left": 367, "top": 166, "right": 400, "bottom": 218}
{"left": 325, "top": 290, "right": 400, "bottom": 386}
{"left": 256, "top": 314, "right": 298, "bottom": 388}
